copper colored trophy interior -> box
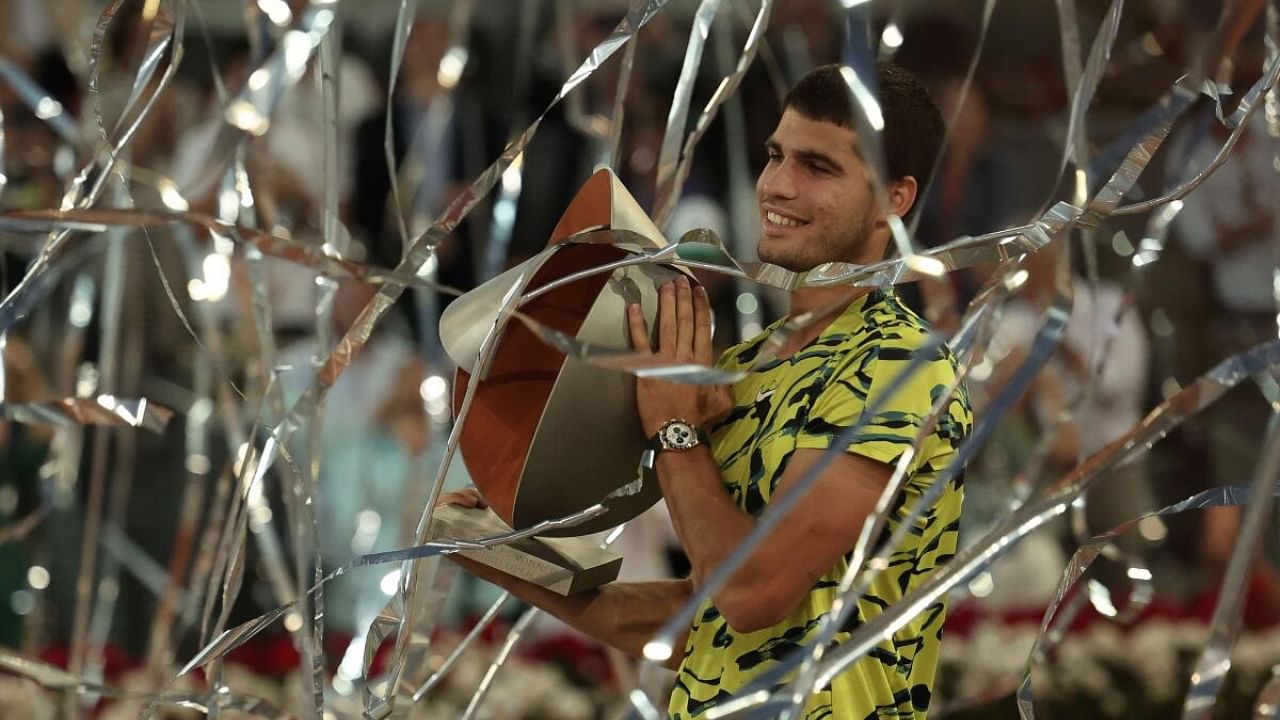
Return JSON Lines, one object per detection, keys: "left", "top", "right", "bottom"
{"left": 454, "top": 243, "right": 630, "bottom": 527}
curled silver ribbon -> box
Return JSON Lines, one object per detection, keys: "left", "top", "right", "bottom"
{"left": 0, "top": 396, "right": 173, "bottom": 433}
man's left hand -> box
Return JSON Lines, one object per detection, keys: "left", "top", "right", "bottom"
{"left": 627, "top": 275, "right": 732, "bottom": 437}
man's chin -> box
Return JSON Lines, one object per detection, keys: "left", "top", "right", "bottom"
{"left": 758, "top": 251, "right": 818, "bottom": 273}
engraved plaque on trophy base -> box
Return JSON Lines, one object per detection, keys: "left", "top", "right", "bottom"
{"left": 431, "top": 504, "right": 622, "bottom": 595}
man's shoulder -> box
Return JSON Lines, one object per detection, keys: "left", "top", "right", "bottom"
{"left": 845, "top": 292, "right": 959, "bottom": 372}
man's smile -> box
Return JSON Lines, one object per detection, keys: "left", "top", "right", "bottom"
{"left": 762, "top": 207, "right": 810, "bottom": 232}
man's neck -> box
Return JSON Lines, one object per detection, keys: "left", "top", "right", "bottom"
{"left": 788, "top": 284, "right": 870, "bottom": 318}
{"left": 772, "top": 285, "right": 873, "bottom": 358}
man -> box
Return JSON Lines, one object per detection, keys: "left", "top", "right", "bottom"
{"left": 443, "top": 63, "right": 971, "bottom": 719}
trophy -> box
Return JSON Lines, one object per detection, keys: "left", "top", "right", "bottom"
{"left": 434, "top": 167, "right": 693, "bottom": 594}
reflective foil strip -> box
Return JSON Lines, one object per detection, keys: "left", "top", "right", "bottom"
{"left": 1113, "top": 55, "right": 1280, "bottom": 217}
{"left": 294, "top": 7, "right": 353, "bottom": 714}
{"left": 65, "top": 180, "right": 133, "bottom": 714}
{"left": 362, "top": 259, "right": 548, "bottom": 716}
{"left": 1256, "top": 665, "right": 1280, "bottom": 719}
{"left": 0, "top": 58, "right": 82, "bottom": 146}
{"left": 0, "top": 649, "right": 287, "bottom": 718}
{"left": 1061, "top": 0, "right": 1123, "bottom": 204}
{"left": 481, "top": 0, "right": 531, "bottom": 282}
{"left": 906, "top": 0, "right": 997, "bottom": 244}
{"left": 774, "top": 281, "right": 1016, "bottom": 720}
{"left": 1015, "top": 479, "right": 1280, "bottom": 718}
{"left": 0, "top": 0, "right": 188, "bottom": 336}
{"left": 639, "top": 332, "right": 953, "bottom": 668}
{"left": 609, "top": 36, "right": 639, "bottom": 170}
{"left": 4, "top": 208, "right": 462, "bottom": 292}
{"left": 411, "top": 594, "right": 513, "bottom": 701}
{"left": 654, "top": 0, "right": 773, "bottom": 230}
{"left": 712, "top": 10, "right": 766, "bottom": 341}
{"left": 460, "top": 607, "right": 539, "bottom": 720}
{"left": 175, "top": 477, "right": 641, "bottom": 682}
{"left": 0, "top": 80, "right": 7, "bottom": 203}
{"left": 836, "top": 2, "right": 899, "bottom": 260}
{"left": 285, "top": 0, "right": 674, "bottom": 441}
{"left": 651, "top": 0, "right": 723, "bottom": 227}
{"left": 439, "top": 517, "right": 637, "bottom": 715}
{"left": 0, "top": 397, "right": 174, "bottom": 433}
{"left": 723, "top": 260, "right": 1073, "bottom": 718}
{"left": 9, "top": 214, "right": 738, "bottom": 385}
{"left": 806, "top": 340, "right": 1280, "bottom": 696}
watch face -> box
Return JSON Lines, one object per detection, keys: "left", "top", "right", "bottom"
{"left": 661, "top": 421, "right": 698, "bottom": 450}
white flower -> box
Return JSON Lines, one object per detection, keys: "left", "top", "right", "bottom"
{"left": 542, "top": 687, "right": 596, "bottom": 720}
{"left": 1125, "top": 620, "right": 1185, "bottom": 703}
{"left": 1233, "top": 627, "right": 1280, "bottom": 686}
{"left": 1055, "top": 635, "right": 1112, "bottom": 697}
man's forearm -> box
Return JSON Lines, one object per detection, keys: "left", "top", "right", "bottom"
{"left": 448, "top": 555, "right": 690, "bottom": 669}
{"left": 654, "top": 446, "right": 757, "bottom": 587}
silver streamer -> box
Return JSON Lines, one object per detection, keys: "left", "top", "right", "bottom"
{"left": 653, "top": 0, "right": 773, "bottom": 230}
{"left": 0, "top": 649, "right": 288, "bottom": 718}
{"left": 0, "top": 396, "right": 173, "bottom": 432}
{"left": 652, "top": 0, "right": 722, "bottom": 226}
{"left": 3, "top": 1, "right": 1280, "bottom": 718}
{"left": 1014, "top": 476, "right": 1280, "bottom": 718}
{"left": 1257, "top": 665, "right": 1280, "bottom": 719}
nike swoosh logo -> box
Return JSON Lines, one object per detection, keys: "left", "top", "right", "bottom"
{"left": 755, "top": 388, "right": 774, "bottom": 403}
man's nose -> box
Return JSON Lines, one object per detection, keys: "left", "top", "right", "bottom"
{"left": 759, "top": 162, "right": 798, "bottom": 200}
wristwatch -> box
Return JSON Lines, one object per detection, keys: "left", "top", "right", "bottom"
{"left": 641, "top": 418, "right": 705, "bottom": 470}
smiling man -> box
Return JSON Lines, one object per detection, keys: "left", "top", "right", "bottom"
{"left": 443, "top": 62, "right": 971, "bottom": 720}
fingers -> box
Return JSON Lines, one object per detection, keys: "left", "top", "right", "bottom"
{"left": 674, "top": 276, "right": 694, "bottom": 355}
{"left": 637, "top": 276, "right": 701, "bottom": 358}
{"left": 693, "top": 284, "right": 712, "bottom": 363}
{"left": 627, "top": 303, "right": 651, "bottom": 352}
{"left": 658, "top": 280, "right": 678, "bottom": 354}
{"left": 439, "top": 489, "right": 488, "bottom": 509}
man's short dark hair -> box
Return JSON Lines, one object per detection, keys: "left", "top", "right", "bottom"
{"left": 782, "top": 62, "right": 944, "bottom": 215}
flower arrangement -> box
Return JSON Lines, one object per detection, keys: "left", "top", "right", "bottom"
{"left": 936, "top": 614, "right": 1280, "bottom": 718}
{"left": 12, "top": 598, "right": 1280, "bottom": 719}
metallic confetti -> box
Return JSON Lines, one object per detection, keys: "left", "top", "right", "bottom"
{"left": 3, "top": 1, "right": 1280, "bottom": 718}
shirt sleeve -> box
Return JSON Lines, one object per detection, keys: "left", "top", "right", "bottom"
{"left": 793, "top": 330, "right": 967, "bottom": 477}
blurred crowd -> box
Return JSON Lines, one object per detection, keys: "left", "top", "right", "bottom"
{"left": 0, "top": 0, "right": 1277, "bottom": 701}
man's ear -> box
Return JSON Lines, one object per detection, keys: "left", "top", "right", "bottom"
{"left": 887, "top": 176, "right": 919, "bottom": 219}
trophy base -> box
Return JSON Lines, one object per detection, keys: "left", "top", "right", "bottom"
{"left": 431, "top": 504, "right": 622, "bottom": 595}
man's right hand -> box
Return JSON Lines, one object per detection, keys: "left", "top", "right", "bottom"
{"left": 437, "top": 487, "right": 489, "bottom": 509}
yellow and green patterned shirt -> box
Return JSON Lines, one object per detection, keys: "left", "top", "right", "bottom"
{"left": 668, "top": 289, "right": 971, "bottom": 720}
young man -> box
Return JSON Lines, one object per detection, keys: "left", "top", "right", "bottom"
{"left": 443, "top": 63, "right": 971, "bottom": 719}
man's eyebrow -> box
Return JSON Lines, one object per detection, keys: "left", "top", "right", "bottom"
{"left": 764, "top": 138, "right": 846, "bottom": 171}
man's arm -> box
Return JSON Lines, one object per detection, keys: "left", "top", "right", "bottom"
{"left": 655, "top": 445, "right": 890, "bottom": 634}
{"left": 436, "top": 490, "right": 689, "bottom": 670}
{"left": 627, "top": 278, "right": 894, "bottom": 634}
{"left": 447, "top": 556, "right": 691, "bottom": 671}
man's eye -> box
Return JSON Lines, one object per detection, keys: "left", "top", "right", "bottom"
{"left": 766, "top": 151, "right": 783, "bottom": 162}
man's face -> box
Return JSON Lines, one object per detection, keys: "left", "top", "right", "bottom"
{"left": 755, "top": 109, "right": 879, "bottom": 272}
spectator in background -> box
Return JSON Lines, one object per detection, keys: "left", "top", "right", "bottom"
{"left": 1170, "top": 52, "right": 1280, "bottom": 617}
{"left": 350, "top": 12, "right": 503, "bottom": 347}
{"left": 0, "top": 337, "right": 53, "bottom": 649}
{"left": 970, "top": 241, "right": 1152, "bottom": 609}
{"left": 894, "top": 19, "right": 1015, "bottom": 330}
{"left": 277, "top": 280, "right": 472, "bottom": 635}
